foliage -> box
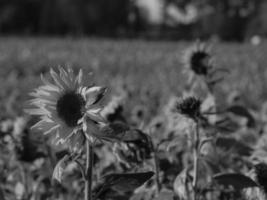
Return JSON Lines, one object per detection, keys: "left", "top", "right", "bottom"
{"left": 0, "top": 38, "right": 267, "bottom": 200}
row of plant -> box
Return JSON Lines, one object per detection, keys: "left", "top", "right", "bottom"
{"left": 1, "top": 41, "right": 267, "bottom": 200}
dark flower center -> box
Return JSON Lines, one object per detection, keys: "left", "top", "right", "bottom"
{"left": 190, "top": 51, "right": 209, "bottom": 75}
{"left": 56, "top": 92, "right": 85, "bottom": 127}
{"left": 177, "top": 97, "right": 201, "bottom": 120}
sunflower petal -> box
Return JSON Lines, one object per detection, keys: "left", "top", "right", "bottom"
{"left": 41, "top": 74, "right": 58, "bottom": 89}
{"left": 76, "top": 69, "right": 83, "bottom": 85}
{"left": 44, "top": 124, "right": 60, "bottom": 135}
{"left": 25, "top": 108, "right": 48, "bottom": 115}
{"left": 32, "top": 119, "right": 55, "bottom": 130}
{"left": 58, "top": 126, "right": 74, "bottom": 141}
{"left": 85, "top": 86, "right": 107, "bottom": 106}
{"left": 59, "top": 66, "right": 76, "bottom": 90}
{"left": 50, "top": 68, "right": 67, "bottom": 90}
{"left": 86, "top": 110, "right": 107, "bottom": 123}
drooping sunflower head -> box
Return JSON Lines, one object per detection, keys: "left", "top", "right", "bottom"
{"left": 176, "top": 96, "right": 201, "bottom": 121}
{"left": 182, "top": 41, "right": 213, "bottom": 76}
{"left": 25, "top": 67, "right": 107, "bottom": 147}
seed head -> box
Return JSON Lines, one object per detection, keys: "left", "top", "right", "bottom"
{"left": 176, "top": 97, "right": 201, "bottom": 120}
{"left": 182, "top": 42, "right": 213, "bottom": 76}
{"left": 56, "top": 92, "right": 85, "bottom": 127}
{"left": 190, "top": 51, "right": 210, "bottom": 75}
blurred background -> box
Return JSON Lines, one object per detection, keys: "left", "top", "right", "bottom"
{"left": 0, "top": 0, "right": 266, "bottom": 41}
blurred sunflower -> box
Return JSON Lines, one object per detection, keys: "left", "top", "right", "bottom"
{"left": 25, "top": 67, "right": 107, "bottom": 148}
{"left": 176, "top": 96, "right": 202, "bottom": 121}
{"left": 182, "top": 41, "right": 213, "bottom": 83}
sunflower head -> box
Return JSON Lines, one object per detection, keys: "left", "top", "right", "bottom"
{"left": 56, "top": 91, "right": 85, "bottom": 127}
{"left": 183, "top": 42, "right": 212, "bottom": 76}
{"left": 176, "top": 97, "right": 201, "bottom": 120}
{"left": 25, "top": 67, "right": 107, "bottom": 149}
{"left": 254, "top": 163, "right": 267, "bottom": 193}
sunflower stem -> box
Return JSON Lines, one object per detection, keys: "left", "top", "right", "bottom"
{"left": 85, "top": 139, "right": 93, "bottom": 200}
{"left": 153, "top": 147, "right": 161, "bottom": 194}
{"left": 192, "top": 120, "right": 200, "bottom": 200}
{"left": 148, "top": 132, "right": 161, "bottom": 194}
{"left": 75, "top": 160, "right": 86, "bottom": 181}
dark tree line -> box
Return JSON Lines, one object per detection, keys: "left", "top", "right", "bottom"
{"left": 0, "top": 0, "right": 130, "bottom": 36}
{"left": 0, "top": 0, "right": 266, "bottom": 41}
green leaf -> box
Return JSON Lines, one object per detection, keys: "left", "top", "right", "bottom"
{"left": 122, "top": 129, "right": 151, "bottom": 143}
{"left": 100, "top": 171, "right": 154, "bottom": 193}
{"left": 216, "top": 137, "right": 252, "bottom": 156}
{"left": 215, "top": 118, "right": 240, "bottom": 133}
{"left": 227, "top": 105, "right": 255, "bottom": 127}
{"left": 52, "top": 154, "right": 72, "bottom": 183}
{"left": 98, "top": 122, "right": 130, "bottom": 142}
{"left": 213, "top": 173, "right": 258, "bottom": 190}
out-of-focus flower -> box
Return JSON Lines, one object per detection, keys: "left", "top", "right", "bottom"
{"left": 101, "top": 94, "right": 126, "bottom": 123}
{"left": 182, "top": 41, "right": 213, "bottom": 83}
{"left": 176, "top": 97, "right": 201, "bottom": 121}
{"left": 25, "top": 67, "right": 107, "bottom": 150}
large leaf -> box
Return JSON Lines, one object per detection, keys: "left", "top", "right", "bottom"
{"left": 215, "top": 118, "right": 240, "bottom": 134}
{"left": 121, "top": 129, "right": 153, "bottom": 153}
{"left": 113, "top": 129, "right": 153, "bottom": 165}
{"left": 121, "top": 129, "right": 149, "bottom": 142}
{"left": 99, "top": 171, "right": 154, "bottom": 193}
{"left": 99, "top": 122, "right": 130, "bottom": 142}
{"left": 227, "top": 105, "right": 255, "bottom": 127}
{"left": 52, "top": 154, "right": 72, "bottom": 183}
{"left": 216, "top": 137, "right": 253, "bottom": 156}
{"left": 213, "top": 173, "right": 258, "bottom": 190}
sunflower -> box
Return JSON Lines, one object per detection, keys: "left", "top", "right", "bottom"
{"left": 176, "top": 96, "right": 202, "bottom": 121}
{"left": 182, "top": 41, "right": 213, "bottom": 83}
{"left": 25, "top": 67, "right": 107, "bottom": 148}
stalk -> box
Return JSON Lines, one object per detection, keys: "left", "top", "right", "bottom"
{"left": 153, "top": 148, "right": 161, "bottom": 193}
{"left": 85, "top": 139, "right": 94, "bottom": 200}
{"left": 192, "top": 120, "right": 200, "bottom": 200}
{"left": 148, "top": 134, "right": 161, "bottom": 194}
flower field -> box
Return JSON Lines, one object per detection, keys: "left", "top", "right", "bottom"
{"left": 1, "top": 37, "right": 267, "bottom": 200}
